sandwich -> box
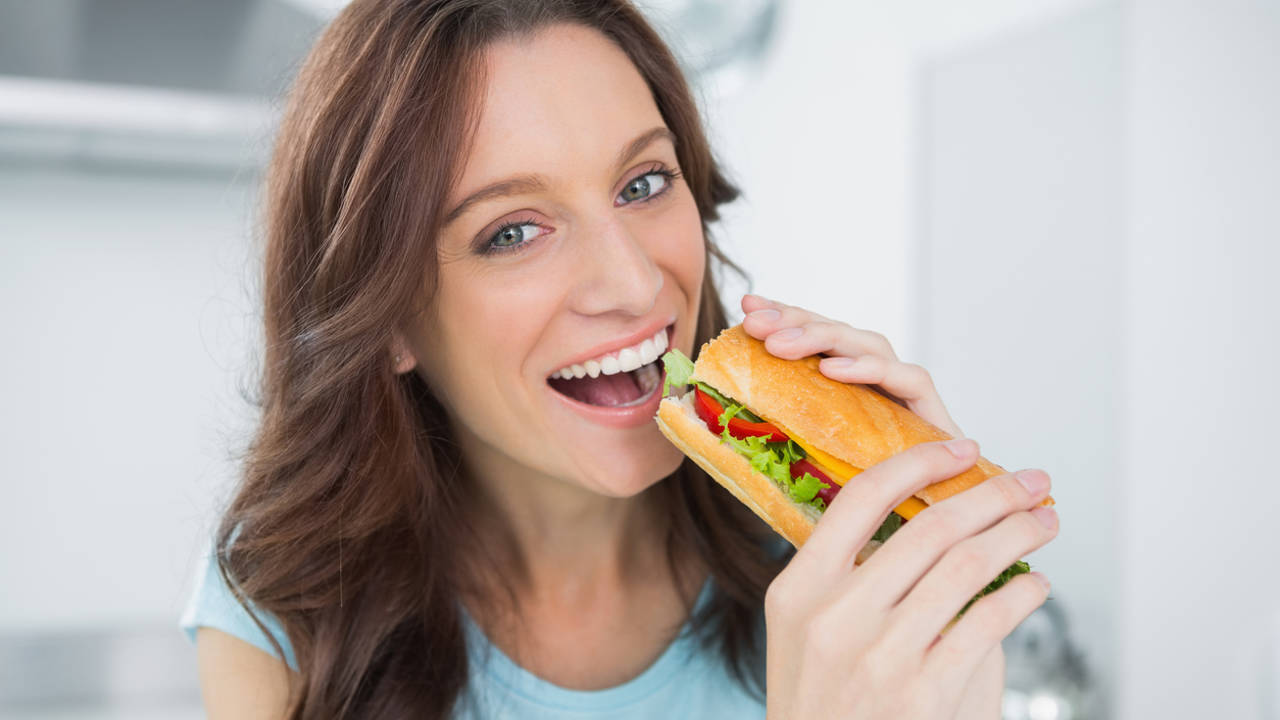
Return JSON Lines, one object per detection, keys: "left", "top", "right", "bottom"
{"left": 654, "top": 324, "right": 1055, "bottom": 613}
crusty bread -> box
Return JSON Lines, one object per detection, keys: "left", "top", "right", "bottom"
{"left": 691, "top": 325, "right": 1055, "bottom": 507}
{"left": 655, "top": 324, "right": 1054, "bottom": 549}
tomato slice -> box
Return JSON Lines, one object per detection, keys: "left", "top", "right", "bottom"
{"left": 693, "top": 388, "right": 790, "bottom": 442}
{"left": 693, "top": 387, "right": 836, "bottom": 505}
{"left": 791, "top": 458, "right": 839, "bottom": 505}
{"left": 692, "top": 387, "right": 726, "bottom": 430}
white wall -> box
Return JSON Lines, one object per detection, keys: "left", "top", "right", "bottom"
{"left": 701, "top": 2, "right": 914, "bottom": 352}
{"left": 702, "top": 0, "right": 1102, "bottom": 357}
{"left": 1120, "top": 1, "right": 1280, "bottom": 717}
{"left": 914, "top": 1, "right": 1280, "bottom": 717}
{"left": 0, "top": 165, "right": 259, "bottom": 631}
{"left": 916, "top": 3, "right": 1124, "bottom": 713}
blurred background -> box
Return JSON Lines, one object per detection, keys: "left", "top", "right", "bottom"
{"left": 1, "top": 0, "right": 1276, "bottom": 718}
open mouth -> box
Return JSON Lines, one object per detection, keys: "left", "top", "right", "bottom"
{"left": 548, "top": 361, "right": 662, "bottom": 407}
{"left": 546, "top": 324, "right": 671, "bottom": 408}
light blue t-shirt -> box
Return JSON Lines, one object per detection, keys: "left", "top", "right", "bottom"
{"left": 180, "top": 545, "right": 767, "bottom": 718}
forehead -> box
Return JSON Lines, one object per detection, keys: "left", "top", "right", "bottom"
{"left": 456, "top": 24, "right": 669, "bottom": 189}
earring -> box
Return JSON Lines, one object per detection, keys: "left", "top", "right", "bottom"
{"left": 393, "top": 354, "right": 402, "bottom": 365}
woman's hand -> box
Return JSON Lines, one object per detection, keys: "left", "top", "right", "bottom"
{"left": 763, "top": 438, "right": 1056, "bottom": 719}
{"left": 740, "top": 294, "right": 963, "bottom": 438}
{"left": 741, "top": 295, "right": 1057, "bottom": 718}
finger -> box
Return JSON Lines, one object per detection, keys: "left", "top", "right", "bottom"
{"left": 741, "top": 302, "right": 829, "bottom": 343}
{"left": 795, "top": 438, "right": 980, "bottom": 582}
{"left": 741, "top": 293, "right": 780, "bottom": 315}
{"left": 855, "top": 469, "right": 1052, "bottom": 610}
{"left": 884, "top": 503, "right": 1059, "bottom": 652}
{"left": 740, "top": 297, "right": 901, "bottom": 363}
{"left": 807, "top": 469, "right": 1050, "bottom": 641}
{"left": 922, "top": 572, "right": 1051, "bottom": 702}
{"left": 951, "top": 645, "right": 1006, "bottom": 720}
{"left": 753, "top": 318, "right": 901, "bottom": 363}
{"left": 818, "top": 355, "right": 963, "bottom": 437}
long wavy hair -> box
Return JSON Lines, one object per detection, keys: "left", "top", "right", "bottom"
{"left": 215, "top": 0, "right": 787, "bottom": 717}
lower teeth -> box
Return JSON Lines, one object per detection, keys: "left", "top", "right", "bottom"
{"left": 634, "top": 361, "right": 660, "bottom": 394}
{"left": 611, "top": 361, "right": 660, "bottom": 407}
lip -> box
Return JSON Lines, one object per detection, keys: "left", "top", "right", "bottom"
{"left": 545, "top": 322, "right": 674, "bottom": 429}
{"left": 548, "top": 315, "right": 677, "bottom": 377}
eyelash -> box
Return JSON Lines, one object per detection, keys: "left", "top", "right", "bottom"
{"left": 478, "top": 166, "right": 684, "bottom": 256}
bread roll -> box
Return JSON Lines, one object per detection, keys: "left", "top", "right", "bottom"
{"left": 655, "top": 324, "right": 1054, "bottom": 548}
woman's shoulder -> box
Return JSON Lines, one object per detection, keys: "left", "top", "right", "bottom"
{"left": 179, "top": 539, "right": 298, "bottom": 671}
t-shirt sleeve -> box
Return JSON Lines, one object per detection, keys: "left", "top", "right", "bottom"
{"left": 180, "top": 540, "right": 298, "bottom": 671}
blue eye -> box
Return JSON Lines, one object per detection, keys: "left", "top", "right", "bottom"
{"left": 483, "top": 218, "right": 548, "bottom": 255}
{"left": 477, "top": 166, "right": 682, "bottom": 256}
{"left": 616, "top": 168, "right": 681, "bottom": 205}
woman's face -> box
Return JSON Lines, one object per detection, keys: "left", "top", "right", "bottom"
{"left": 400, "top": 24, "right": 706, "bottom": 498}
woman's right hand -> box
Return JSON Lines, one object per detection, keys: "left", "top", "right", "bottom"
{"left": 764, "top": 437, "right": 1058, "bottom": 719}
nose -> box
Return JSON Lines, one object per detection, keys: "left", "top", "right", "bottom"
{"left": 569, "top": 214, "right": 663, "bottom": 318}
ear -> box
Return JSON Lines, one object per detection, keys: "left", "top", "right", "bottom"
{"left": 389, "top": 331, "right": 418, "bottom": 374}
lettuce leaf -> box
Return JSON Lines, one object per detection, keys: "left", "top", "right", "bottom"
{"left": 872, "top": 512, "right": 905, "bottom": 542}
{"left": 661, "top": 348, "right": 695, "bottom": 397}
{"left": 958, "top": 560, "right": 1032, "bottom": 616}
{"left": 656, "top": 350, "right": 824, "bottom": 507}
{"left": 718, "top": 400, "right": 745, "bottom": 429}
{"left": 714, "top": 390, "right": 763, "bottom": 422}
{"left": 659, "top": 349, "right": 763, "bottom": 421}
{"left": 711, "top": 402, "right": 828, "bottom": 508}
{"left": 790, "top": 472, "right": 828, "bottom": 504}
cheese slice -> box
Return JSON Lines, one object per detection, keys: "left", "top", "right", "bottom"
{"left": 892, "top": 496, "right": 929, "bottom": 520}
{"left": 765, "top": 415, "right": 929, "bottom": 521}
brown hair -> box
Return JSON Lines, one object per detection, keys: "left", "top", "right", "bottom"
{"left": 215, "top": 0, "right": 786, "bottom": 717}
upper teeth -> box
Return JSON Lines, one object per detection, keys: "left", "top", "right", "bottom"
{"left": 552, "top": 327, "right": 669, "bottom": 380}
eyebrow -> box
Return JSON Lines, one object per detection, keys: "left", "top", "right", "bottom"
{"left": 442, "top": 126, "right": 677, "bottom": 227}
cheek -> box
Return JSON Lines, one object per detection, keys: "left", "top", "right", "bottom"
{"left": 648, "top": 191, "right": 706, "bottom": 291}
{"left": 408, "top": 278, "right": 542, "bottom": 422}
{"left": 411, "top": 264, "right": 575, "bottom": 458}
{"left": 431, "top": 279, "right": 553, "bottom": 393}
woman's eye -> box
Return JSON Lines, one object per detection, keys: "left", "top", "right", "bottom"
{"left": 480, "top": 168, "right": 679, "bottom": 256}
{"left": 617, "top": 170, "right": 671, "bottom": 205}
{"left": 485, "top": 220, "right": 547, "bottom": 254}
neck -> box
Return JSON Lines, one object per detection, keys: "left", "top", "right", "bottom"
{"left": 457, "top": 447, "right": 673, "bottom": 606}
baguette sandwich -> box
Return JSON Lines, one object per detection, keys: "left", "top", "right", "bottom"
{"left": 654, "top": 324, "right": 1055, "bottom": 609}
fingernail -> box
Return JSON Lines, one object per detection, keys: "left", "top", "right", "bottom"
{"left": 1016, "top": 469, "right": 1049, "bottom": 496}
{"left": 1030, "top": 571, "right": 1051, "bottom": 591}
{"left": 944, "top": 437, "right": 974, "bottom": 458}
{"left": 821, "top": 356, "right": 856, "bottom": 368}
{"left": 1031, "top": 506, "right": 1058, "bottom": 530}
{"left": 747, "top": 308, "right": 780, "bottom": 322}
{"left": 772, "top": 327, "right": 803, "bottom": 340}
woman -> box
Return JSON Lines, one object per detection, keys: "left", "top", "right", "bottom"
{"left": 182, "top": 1, "right": 1059, "bottom": 718}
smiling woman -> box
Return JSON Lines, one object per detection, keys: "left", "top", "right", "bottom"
{"left": 180, "top": 2, "right": 1055, "bottom": 717}
{"left": 398, "top": 24, "right": 712, "bottom": 486}
{"left": 181, "top": 1, "right": 784, "bottom": 719}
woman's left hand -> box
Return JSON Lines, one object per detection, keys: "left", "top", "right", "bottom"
{"left": 740, "top": 293, "right": 965, "bottom": 439}
{"left": 743, "top": 294, "right": 1006, "bottom": 717}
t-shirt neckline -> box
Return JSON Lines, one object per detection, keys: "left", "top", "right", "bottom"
{"left": 457, "top": 576, "right": 715, "bottom": 712}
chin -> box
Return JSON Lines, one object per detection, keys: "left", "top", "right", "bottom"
{"left": 585, "top": 437, "right": 686, "bottom": 498}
